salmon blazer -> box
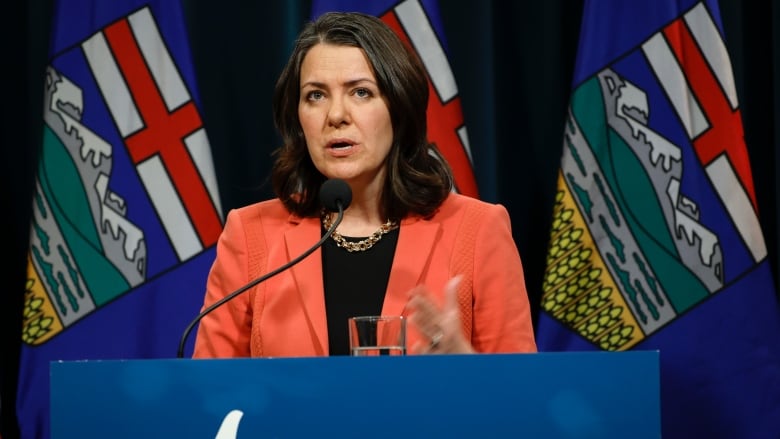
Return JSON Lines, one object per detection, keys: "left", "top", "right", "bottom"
{"left": 193, "top": 193, "right": 537, "bottom": 358}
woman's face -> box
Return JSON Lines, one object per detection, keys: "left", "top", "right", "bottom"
{"left": 298, "top": 43, "right": 393, "bottom": 191}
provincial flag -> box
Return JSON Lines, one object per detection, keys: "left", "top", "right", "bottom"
{"left": 536, "top": 1, "right": 780, "bottom": 437}
{"left": 19, "top": 1, "right": 221, "bottom": 437}
{"left": 311, "top": 0, "right": 479, "bottom": 198}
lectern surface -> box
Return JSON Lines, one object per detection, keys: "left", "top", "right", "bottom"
{"left": 50, "top": 351, "right": 660, "bottom": 438}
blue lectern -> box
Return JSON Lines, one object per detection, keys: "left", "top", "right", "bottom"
{"left": 50, "top": 351, "right": 660, "bottom": 438}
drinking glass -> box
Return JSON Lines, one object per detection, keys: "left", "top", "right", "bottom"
{"left": 348, "top": 315, "right": 406, "bottom": 356}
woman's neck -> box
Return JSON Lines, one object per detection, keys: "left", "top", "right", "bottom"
{"left": 333, "top": 188, "right": 385, "bottom": 237}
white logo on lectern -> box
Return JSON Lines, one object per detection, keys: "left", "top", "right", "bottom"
{"left": 215, "top": 410, "right": 244, "bottom": 439}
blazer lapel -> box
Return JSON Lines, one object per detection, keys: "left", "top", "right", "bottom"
{"left": 285, "top": 216, "right": 328, "bottom": 354}
{"left": 382, "top": 217, "right": 440, "bottom": 318}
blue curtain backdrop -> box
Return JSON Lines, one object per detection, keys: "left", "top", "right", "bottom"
{"left": 2, "top": 1, "right": 779, "bottom": 438}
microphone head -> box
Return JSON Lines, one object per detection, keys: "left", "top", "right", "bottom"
{"left": 319, "top": 179, "right": 352, "bottom": 212}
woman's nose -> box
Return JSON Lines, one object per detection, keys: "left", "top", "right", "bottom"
{"left": 327, "top": 95, "right": 350, "bottom": 126}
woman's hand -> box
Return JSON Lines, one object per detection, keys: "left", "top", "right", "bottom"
{"left": 407, "top": 276, "right": 475, "bottom": 354}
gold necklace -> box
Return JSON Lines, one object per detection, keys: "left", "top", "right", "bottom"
{"left": 321, "top": 210, "right": 398, "bottom": 252}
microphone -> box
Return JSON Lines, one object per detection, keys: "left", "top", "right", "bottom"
{"left": 319, "top": 178, "right": 352, "bottom": 213}
{"left": 176, "top": 178, "right": 352, "bottom": 358}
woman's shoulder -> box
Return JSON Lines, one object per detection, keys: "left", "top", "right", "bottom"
{"left": 233, "top": 198, "right": 287, "bottom": 215}
{"left": 439, "top": 193, "right": 507, "bottom": 216}
{"left": 227, "top": 198, "right": 293, "bottom": 226}
{"left": 416, "top": 193, "right": 510, "bottom": 228}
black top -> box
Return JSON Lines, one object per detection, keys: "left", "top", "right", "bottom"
{"left": 322, "top": 225, "right": 399, "bottom": 355}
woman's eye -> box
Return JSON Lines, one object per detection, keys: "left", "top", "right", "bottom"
{"left": 355, "top": 88, "right": 371, "bottom": 98}
{"left": 307, "top": 90, "right": 324, "bottom": 101}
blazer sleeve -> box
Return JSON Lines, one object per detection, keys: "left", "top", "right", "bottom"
{"left": 471, "top": 203, "right": 538, "bottom": 353}
{"left": 192, "top": 209, "right": 254, "bottom": 358}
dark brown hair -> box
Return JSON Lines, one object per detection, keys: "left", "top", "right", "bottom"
{"left": 271, "top": 11, "right": 452, "bottom": 220}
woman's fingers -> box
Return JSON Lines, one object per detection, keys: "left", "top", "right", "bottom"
{"left": 407, "top": 276, "right": 472, "bottom": 354}
{"left": 408, "top": 287, "right": 440, "bottom": 340}
{"left": 443, "top": 275, "right": 462, "bottom": 315}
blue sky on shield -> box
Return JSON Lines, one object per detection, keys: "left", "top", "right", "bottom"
{"left": 572, "top": 0, "right": 719, "bottom": 85}
{"left": 310, "top": 0, "right": 451, "bottom": 54}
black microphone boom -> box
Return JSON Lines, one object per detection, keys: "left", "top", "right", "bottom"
{"left": 176, "top": 179, "right": 352, "bottom": 358}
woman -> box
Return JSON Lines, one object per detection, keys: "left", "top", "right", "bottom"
{"left": 193, "top": 11, "right": 536, "bottom": 357}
